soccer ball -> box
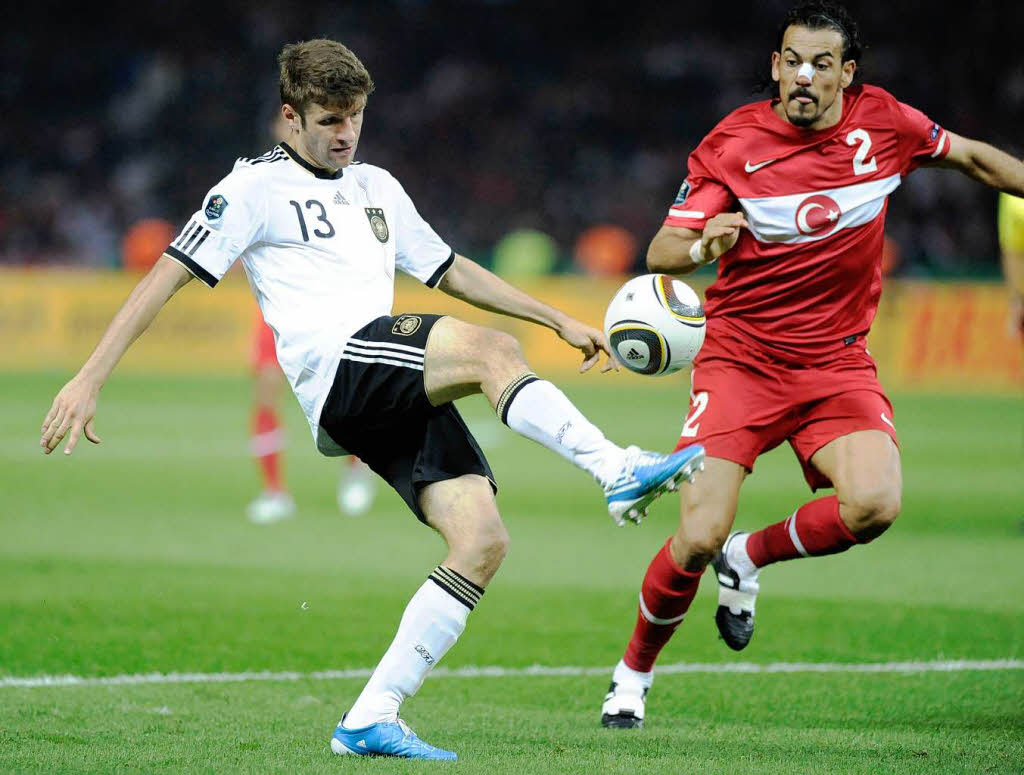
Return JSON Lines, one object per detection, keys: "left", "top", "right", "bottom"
{"left": 603, "top": 274, "right": 706, "bottom": 376}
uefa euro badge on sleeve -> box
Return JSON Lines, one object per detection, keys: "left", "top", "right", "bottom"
{"left": 364, "top": 208, "right": 390, "bottom": 243}
{"left": 205, "top": 194, "right": 229, "bottom": 220}
{"left": 674, "top": 180, "right": 691, "bottom": 205}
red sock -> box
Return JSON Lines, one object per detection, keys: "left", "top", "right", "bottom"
{"left": 623, "top": 538, "right": 704, "bottom": 672}
{"left": 746, "top": 496, "right": 858, "bottom": 568}
{"left": 251, "top": 406, "right": 284, "bottom": 492}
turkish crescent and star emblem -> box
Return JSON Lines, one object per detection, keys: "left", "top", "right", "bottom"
{"left": 794, "top": 194, "right": 842, "bottom": 237}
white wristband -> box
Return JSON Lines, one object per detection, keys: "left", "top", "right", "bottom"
{"left": 689, "top": 239, "right": 711, "bottom": 266}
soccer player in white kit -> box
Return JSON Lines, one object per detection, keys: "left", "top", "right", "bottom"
{"left": 39, "top": 40, "right": 705, "bottom": 760}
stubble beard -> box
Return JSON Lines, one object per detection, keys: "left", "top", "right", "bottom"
{"left": 789, "top": 109, "right": 818, "bottom": 128}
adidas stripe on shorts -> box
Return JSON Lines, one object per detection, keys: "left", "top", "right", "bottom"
{"left": 318, "top": 313, "right": 496, "bottom": 522}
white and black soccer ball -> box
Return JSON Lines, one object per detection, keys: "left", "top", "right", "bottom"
{"left": 603, "top": 274, "right": 706, "bottom": 376}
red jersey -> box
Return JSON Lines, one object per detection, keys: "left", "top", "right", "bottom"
{"left": 664, "top": 84, "right": 949, "bottom": 364}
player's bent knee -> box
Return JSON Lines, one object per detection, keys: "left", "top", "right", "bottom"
{"left": 483, "top": 330, "right": 527, "bottom": 370}
{"left": 842, "top": 485, "right": 901, "bottom": 541}
{"left": 681, "top": 533, "right": 729, "bottom": 569}
{"left": 672, "top": 522, "right": 730, "bottom": 571}
{"left": 453, "top": 516, "right": 510, "bottom": 580}
{"left": 479, "top": 520, "right": 511, "bottom": 567}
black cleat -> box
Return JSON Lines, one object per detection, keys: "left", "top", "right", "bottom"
{"left": 600, "top": 681, "right": 647, "bottom": 729}
{"left": 712, "top": 532, "right": 759, "bottom": 651}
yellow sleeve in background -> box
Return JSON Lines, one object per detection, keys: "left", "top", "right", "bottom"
{"left": 997, "top": 193, "right": 1024, "bottom": 252}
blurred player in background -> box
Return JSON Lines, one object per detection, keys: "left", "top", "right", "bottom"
{"left": 41, "top": 39, "right": 704, "bottom": 760}
{"left": 998, "top": 192, "right": 1024, "bottom": 337}
{"left": 247, "top": 313, "right": 377, "bottom": 523}
{"left": 601, "top": 1, "right": 1024, "bottom": 729}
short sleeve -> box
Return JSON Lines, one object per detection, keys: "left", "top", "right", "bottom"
{"left": 663, "top": 139, "right": 735, "bottom": 230}
{"left": 386, "top": 174, "right": 454, "bottom": 288}
{"left": 894, "top": 101, "right": 949, "bottom": 174}
{"left": 164, "top": 168, "right": 264, "bottom": 288}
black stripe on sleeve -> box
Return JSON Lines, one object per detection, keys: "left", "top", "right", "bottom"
{"left": 181, "top": 225, "right": 206, "bottom": 253}
{"left": 164, "top": 246, "right": 219, "bottom": 288}
{"left": 189, "top": 228, "right": 211, "bottom": 256}
{"left": 173, "top": 221, "right": 199, "bottom": 248}
{"left": 425, "top": 250, "right": 456, "bottom": 288}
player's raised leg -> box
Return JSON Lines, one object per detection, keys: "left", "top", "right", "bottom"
{"left": 332, "top": 474, "right": 507, "bottom": 760}
{"left": 715, "top": 430, "right": 901, "bottom": 650}
{"left": 602, "top": 457, "right": 745, "bottom": 728}
{"left": 422, "top": 316, "right": 704, "bottom": 524}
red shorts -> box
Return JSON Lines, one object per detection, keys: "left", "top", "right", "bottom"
{"left": 251, "top": 315, "right": 279, "bottom": 371}
{"left": 674, "top": 327, "right": 898, "bottom": 490}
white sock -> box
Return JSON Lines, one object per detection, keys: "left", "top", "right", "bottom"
{"left": 500, "top": 376, "right": 623, "bottom": 486}
{"left": 613, "top": 658, "right": 653, "bottom": 691}
{"left": 727, "top": 533, "right": 759, "bottom": 578}
{"left": 342, "top": 567, "right": 482, "bottom": 728}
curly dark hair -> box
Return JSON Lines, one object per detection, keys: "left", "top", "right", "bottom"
{"left": 756, "top": 2, "right": 865, "bottom": 93}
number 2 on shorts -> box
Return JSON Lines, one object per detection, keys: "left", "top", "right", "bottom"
{"left": 681, "top": 391, "right": 708, "bottom": 437}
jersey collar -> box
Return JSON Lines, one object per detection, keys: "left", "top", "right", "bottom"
{"left": 279, "top": 142, "right": 344, "bottom": 180}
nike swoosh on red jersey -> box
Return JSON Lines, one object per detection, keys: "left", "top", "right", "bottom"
{"left": 744, "top": 159, "right": 777, "bottom": 173}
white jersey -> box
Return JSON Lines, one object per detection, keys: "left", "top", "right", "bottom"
{"left": 165, "top": 142, "right": 454, "bottom": 454}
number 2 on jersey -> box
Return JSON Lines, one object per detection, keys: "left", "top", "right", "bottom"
{"left": 289, "top": 200, "right": 336, "bottom": 241}
{"left": 845, "top": 129, "right": 877, "bottom": 175}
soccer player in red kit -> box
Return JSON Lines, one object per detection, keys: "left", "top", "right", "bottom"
{"left": 601, "top": 1, "right": 1024, "bottom": 728}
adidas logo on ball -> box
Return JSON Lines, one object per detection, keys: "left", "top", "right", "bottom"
{"left": 603, "top": 274, "right": 706, "bottom": 376}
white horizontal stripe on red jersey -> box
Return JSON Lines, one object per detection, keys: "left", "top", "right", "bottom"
{"left": 668, "top": 208, "right": 706, "bottom": 219}
{"left": 738, "top": 173, "right": 901, "bottom": 245}
{"left": 930, "top": 131, "right": 948, "bottom": 158}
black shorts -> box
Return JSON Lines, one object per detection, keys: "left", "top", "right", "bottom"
{"left": 318, "top": 313, "right": 496, "bottom": 523}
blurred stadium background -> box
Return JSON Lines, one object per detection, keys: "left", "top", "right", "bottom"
{"left": 2, "top": 1, "right": 1021, "bottom": 772}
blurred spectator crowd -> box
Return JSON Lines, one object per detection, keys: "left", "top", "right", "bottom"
{"left": 3, "top": 0, "right": 1022, "bottom": 275}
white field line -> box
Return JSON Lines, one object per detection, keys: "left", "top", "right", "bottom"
{"left": 1, "top": 659, "right": 1021, "bottom": 689}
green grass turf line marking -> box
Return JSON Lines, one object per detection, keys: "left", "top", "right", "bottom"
{"left": 3, "top": 658, "right": 1021, "bottom": 688}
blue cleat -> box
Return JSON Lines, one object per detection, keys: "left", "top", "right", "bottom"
{"left": 605, "top": 444, "right": 705, "bottom": 526}
{"left": 330, "top": 715, "right": 457, "bottom": 760}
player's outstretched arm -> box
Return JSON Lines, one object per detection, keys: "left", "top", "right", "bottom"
{"left": 647, "top": 213, "right": 749, "bottom": 275}
{"left": 437, "top": 254, "right": 619, "bottom": 373}
{"left": 40, "top": 255, "right": 194, "bottom": 455}
{"left": 932, "top": 133, "right": 1024, "bottom": 196}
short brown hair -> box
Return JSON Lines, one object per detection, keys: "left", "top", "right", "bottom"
{"left": 278, "top": 39, "right": 375, "bottom": 119}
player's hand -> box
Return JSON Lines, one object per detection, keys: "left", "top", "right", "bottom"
{"left": 40, "top": 376, "right": 102, "bottom": 456}
{"left": 556, "top": 318, "right": 621, "bottom": 373}
{"left": 701, "top": 212, "right": 749, "bottom": 260}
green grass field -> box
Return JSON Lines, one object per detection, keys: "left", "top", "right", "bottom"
{"left": 1, "top": 372, "right": 1022, "bottom": 773}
